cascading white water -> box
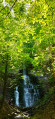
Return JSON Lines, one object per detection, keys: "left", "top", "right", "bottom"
{"left": 15, "top": 86, "right": 19, "bottom": 106}
{"left": 23, "top": 69, "right": 39, "bottom": 107}
{"left": 14, "top": 69, "right": 39, "bottom": 107}
{"left": 23, "top": 74, "right": 32, "bottom": 107}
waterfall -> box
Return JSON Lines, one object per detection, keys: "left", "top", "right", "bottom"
{"left": 14, "top": 69, "right": 39, "bottom": 107}
{"left": 23, "top": 69, "right": 39, "bottom": 107}
{"left": 15, "top": 86, "right": 19, "bottom": 106}
{"left": 23, "top": 74, "right": 31, "bottom": 107}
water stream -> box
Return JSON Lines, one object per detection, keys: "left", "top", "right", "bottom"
{"left": 23, "top": 69, "right": 39, "bottom": 107}
{"left": 14, "top": 86, "right": 19, "bottom": 106}
{"left": 14, "top": 69, "right": 39, "bottom": 107}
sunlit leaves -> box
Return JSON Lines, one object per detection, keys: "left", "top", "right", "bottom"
{"left": 0, "top": 0, "right": 55, "bottom": 76}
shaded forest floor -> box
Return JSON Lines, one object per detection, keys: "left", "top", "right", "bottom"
{"left": 0, "top": 95, "right": 55, "bottom": 119}
{"left": 30, "top": 95, "right": 55, "bottom": 119}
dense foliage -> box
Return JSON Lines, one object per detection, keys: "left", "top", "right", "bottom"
{"left": 0, "top": 0, "right": 55, "bottom": 108}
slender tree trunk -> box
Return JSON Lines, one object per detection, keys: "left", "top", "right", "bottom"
{"left": 1, "top": 54, "right": 8, "bottom": 109}
{"left": 49, "top": 46, "right": 55, "bottom": 81}
{"left": 50, "top": 53, "right": 55, "bottom": 80}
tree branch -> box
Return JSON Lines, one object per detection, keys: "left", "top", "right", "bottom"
{"left": 0, "top": 0, "right": 17, "bottom": 15}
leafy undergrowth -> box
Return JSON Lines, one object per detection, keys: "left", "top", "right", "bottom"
{"left": 0, "top": 94, "right": 55, "bottom": 119}
{"left": 0, "top": 102, "right": 29, "bottom": 119}
{"left": 30, "top": 95, "right": 55, "bottom": 119}
{"left": 0, "top": 102, "right": 21, "bottom": 119}
{"left": 0, "top": 102, "right": 15, "bottom": 119}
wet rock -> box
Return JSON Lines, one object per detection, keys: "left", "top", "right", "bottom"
{"left": 15, "top": 114, "right": 23, "bottom": 119}
{"left": 15, "top": 112, "right": 30, "bottom": 119}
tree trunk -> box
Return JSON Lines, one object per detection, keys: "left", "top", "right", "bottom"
{"left": 1, "top": 54, "right": 8, "bottom": 109}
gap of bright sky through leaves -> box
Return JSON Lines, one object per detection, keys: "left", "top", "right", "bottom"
{"left": 2, "top": 0, "right": 31, "bottom": 17}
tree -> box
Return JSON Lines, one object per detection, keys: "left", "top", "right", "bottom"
{"left": 0, "top": 0, "right": 55, "bottom": 107}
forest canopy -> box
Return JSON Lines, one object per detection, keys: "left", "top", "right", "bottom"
{"left": 0, "top": 1, "right": 55, "bottom": 118}
{"left": 0, "top": 0, "right": 55, "bottom": 77}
